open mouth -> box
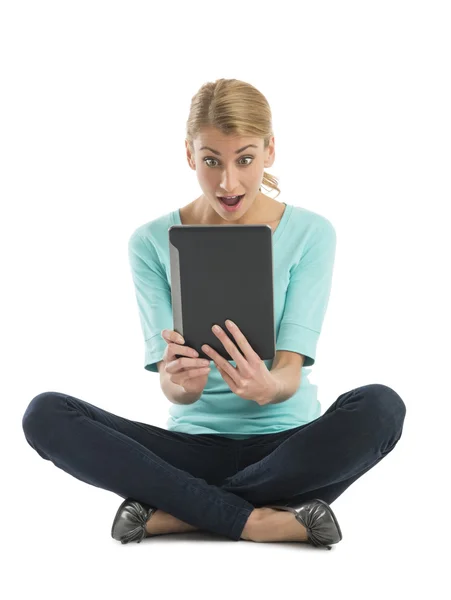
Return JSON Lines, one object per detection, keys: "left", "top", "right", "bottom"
{"left": 218, "top": 194, "right": 245, "bottom": 211}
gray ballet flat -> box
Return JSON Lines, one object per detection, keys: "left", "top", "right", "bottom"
{"left": 111, "top": 498, "right": 158, "bottom": 544}
{"left": 265, "top": 498, "right": 343, "bottom": 550}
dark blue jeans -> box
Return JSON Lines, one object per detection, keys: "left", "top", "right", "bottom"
{"left": 22, "top": 383, "right": 406, "bottom": 541}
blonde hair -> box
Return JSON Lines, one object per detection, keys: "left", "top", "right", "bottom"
{"left": 186, "top": 78, "right": 280, "bottom": 199}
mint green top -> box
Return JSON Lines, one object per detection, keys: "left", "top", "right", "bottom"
{"left": 128, "top": 203, "right": 337, "bottom": 439}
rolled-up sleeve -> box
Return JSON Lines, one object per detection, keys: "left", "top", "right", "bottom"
{"left": 276, "top": 218, "right": 337, "bottom": 367}
{"left": 128, "top": 232, "right": 173, "bottom": 373}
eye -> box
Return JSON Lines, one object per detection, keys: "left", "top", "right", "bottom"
{"left": 203, "top": 156, "right": 254, "bottom": 168}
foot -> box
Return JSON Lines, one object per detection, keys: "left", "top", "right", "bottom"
{"left": 145, "top": 510, "right": 199, "bottom": 536}
{"left": 244, "top": 507, "right": 309, "bottom": 543}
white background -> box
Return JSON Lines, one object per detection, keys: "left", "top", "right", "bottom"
{"left": 2, "top": 1, "right": 449, "bottom": 598}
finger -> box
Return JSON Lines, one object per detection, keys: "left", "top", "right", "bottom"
{"left": 166, "top": 357, "right": 209, "bottom": 372}
{"left": 216, "top": 362, "right": 238, "bottom": 394}
{"left": 211, "top": 324, "right": 248, "bottom": 371}
{"left": 162, "top": 330, "right": 199, "bottom": 358}
{"left": 162, "top": 329, "right": 185, "bottom": 345}
{"left": 224, "top": 320, "right": 259, "bottom": 364}
{"left": 202, "top": 343, "right": 240, "bottom": 386}
{"left": 172, "top": 345, "right": 199, "bottom": 359}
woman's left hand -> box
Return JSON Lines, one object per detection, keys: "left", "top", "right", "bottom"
{"left": 201, "top": 320, "right": 278, "bottom": 406}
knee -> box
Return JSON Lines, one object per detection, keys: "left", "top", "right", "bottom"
{"left": 22, "top": 391, "right": 64, "bottom": 441}
{"left": 364, "top": 384, "right": 406, "bottom": 430}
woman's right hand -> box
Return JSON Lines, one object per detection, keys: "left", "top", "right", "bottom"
{"left": 161, "top": 330, "right": 211, "bottom": 395}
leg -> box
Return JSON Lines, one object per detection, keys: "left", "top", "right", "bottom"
{"left": 219, "top": 384, "right": 407, "bottom": 508}
{"left": 149, "top": 383, "right": 407, "bottom": 543}
{"left": 22, "top": 392, "right": 255, "bottom": 540}
{"left": 144, "top": 506, "right": 267, "bottom": 538}
{"left": 145, "top": 509, "right": 199, "bottom": 535}
{"left": 241, "top": 508, "right": 309, "bottom": 543}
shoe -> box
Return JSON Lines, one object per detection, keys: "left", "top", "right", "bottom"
{"left": 111, "top": 498, "right": 158, "bottom": 544}
{"left": 265, "top": 498, "right": 343, "bottom": 550}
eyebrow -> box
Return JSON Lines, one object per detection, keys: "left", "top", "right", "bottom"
{"left": 199, "top": 144, "right": 258, "bottom": 156}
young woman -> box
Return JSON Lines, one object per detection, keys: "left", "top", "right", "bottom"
{"left": 22, "top": 78, "right": 406, "bottom": 550}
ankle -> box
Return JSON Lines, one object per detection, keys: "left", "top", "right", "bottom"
{"left": 241, "top": 508, "right": 268, "bottom": 541}
{"left": 145, "top": 510, "right": 197, "bottom": 535}
{"left": 253, "top": 508, "right": 309, "bottom": 543}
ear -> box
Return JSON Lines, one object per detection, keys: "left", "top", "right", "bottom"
{"left": 265, "top": 135, "right": 276, "bottom": 168}
{"left": 185, "top": 139, "right": 196, "bottom": 170}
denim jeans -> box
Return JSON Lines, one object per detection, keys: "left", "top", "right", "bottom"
{"left": 21, "top": 383, "right": 406, "bottom": 541}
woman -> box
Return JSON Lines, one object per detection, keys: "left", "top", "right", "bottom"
{"left": 22, "top": 78, "right": 406, "bottom": 550}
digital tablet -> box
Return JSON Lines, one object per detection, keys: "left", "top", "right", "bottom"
{"left": 168, "top": 224, "right": 275, "bottom": 362}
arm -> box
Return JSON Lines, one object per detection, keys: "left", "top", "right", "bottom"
{"left": 157, "top": 360, "right": 202, "bottom": 405}
{"left": 266, "top": 218, "right": 337, "bottom": 404}
{"left": 267, "top": 351, "right": 305, "bottom": 405}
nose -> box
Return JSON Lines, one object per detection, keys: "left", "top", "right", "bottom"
{"left": 220, "top": 168, "right": 241, "bottom": 193}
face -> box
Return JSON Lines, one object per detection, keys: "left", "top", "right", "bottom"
{"left": 186, "top": 126, "right": 275, "bottom": 222}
